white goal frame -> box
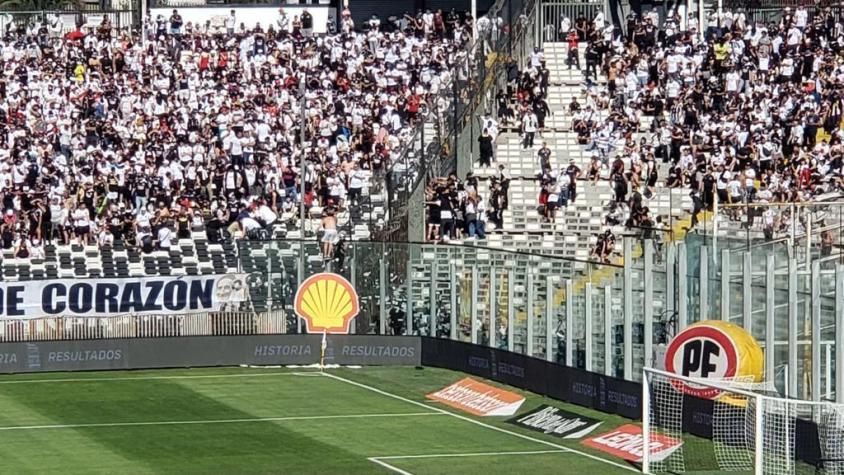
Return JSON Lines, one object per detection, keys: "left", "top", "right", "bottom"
{"left": 643, "top": 367, "right": 774, "bottom": 475}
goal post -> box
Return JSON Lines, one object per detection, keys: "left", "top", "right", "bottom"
{"left": 642, "top": 367, "right": 844, "bottom": 475}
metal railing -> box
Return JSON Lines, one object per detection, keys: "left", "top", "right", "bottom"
{"left": 234, "top": 237, "right": 844, "bottom": 401}
{"left": 0, "top": 311, "right": 286, "bottom": 342}
{"left": 0, "top": 6, "right": 140, "bottom": 33}
{"left": 377, "top": 0, "right": 539, "bottom": 241}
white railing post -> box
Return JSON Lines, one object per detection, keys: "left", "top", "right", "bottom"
{"left": 754, "top": 395, "right": 764, "bottom": 475}
{"left": 642, "top": 369, "right": 651, "bottom": 475}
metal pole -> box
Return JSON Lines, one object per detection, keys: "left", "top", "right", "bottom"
{"left": 721, "top": 249, "right": 730, "bottom": 321}
{"left": 765, "top": 254, "right": 775, "bottom": 383}
{"left": 470, "top": 266, "right": 478, "bottom": 345}
{"left": 713, "top": 190, "right": 718, "bottom": 255}
{"left": 585, "top": 283, "right": 593, "bottom": 372}
{"left": 754, "top": 394, "right": 764, "bottom": 475}
{"left": 298, "top": 74, "right": 307, "bottom": 314}
{"left": 452, "top": 60, "right": 459, "bottom": 167}
{"left": 667, "top": 243, "right": 676, "bottom": 318}
{"left": 449, "top": 263, "right": 457, "bottom": 341}
{"left": 811, "top": 261, "right": 820, "bottom": 401}
{"left": 266, "top": 241, "right": 273, "bottom": 315}
{"left": 546, "top": 276, "right": 553, "bottom": 362}
{"left": 565, "top": 279, "right": 573, "bottom": 366}
{"left": 406, "top": 263, "right": 413, "bottom": 336}
{"left": 743, "top": 251, "right": 752, "bottom": 333}
{"left": 700, "top": 245, "right": 709, "bottom": 321}
{"left": 642, "top": 369, "right": 651, "bottom": 475}
{"left": 644, "top": 240, "right": 654, "bottom": 369}
{"left": 678, "top": 243, "right": 688, "bottom": 330}
{"left": 604, "top": 286, "right": 612, "bottom": 377}
{"left": 527, "top": 272, "right": 534, "bottom": 356}
{"left": 490, "top": 268, "right": 497, "bottom": 349}
{"left": 806, "top": 212, "right": 812, "bottom": 272}
{"left": 379, "top": 258, "right": 387, "bottom": 335}
{"left": 297, "top": 243, "right": 303, "bottom": 333}
{"left": 788, "top": 258, "right": 798, "bottom": 398}
{"left": 472, "top": 0, "right": 477, "bottom": 40}
{"left": 623, "top": 237, "right": 633, "bottom": 379}
{"left": 507, "top": 271, "right": 514, "bottom": 352}
{"left": 507, "top": 0, "right": 513, "bottom": 58}
{"left": 431, "top": 260, "right": 438, "bottom": 337}
{"left": 837, "top": 264, "right": 844, "bottom": 403}
{"left": 350, "top": 247, "right": 357, "bottom": 334}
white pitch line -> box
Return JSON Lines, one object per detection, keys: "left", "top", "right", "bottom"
{"left": 368, "top": 458, "right": 415, "bottom": 475}
{"left": 367, "top": 450, "right": 569, "bottom": 474}
{"left": 323, "top": 373, "right": 638, "bottom": 473}
{"left": 374, "top": 450, "right": 568, "bottom": 460}
{"left": 0, "top": 372, "right": 318, "bottom": 385}
{"left": 0, "top": 412, "right": 443, "bottom": 431}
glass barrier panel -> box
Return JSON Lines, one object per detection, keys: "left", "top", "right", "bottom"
{"left": 571, "top": 291, "right": 587, "bottom": 370}
{"left": 630, "top": 253, "right": 645, "bottom": 382}
{"left": 382, "top": 243, "right": 411, "bottom": 336}
{"left": 549, "top": 277, "right": 566, "bottom": 364}
{"left": 511, "top": 266, "right": 528, "bottom": 356}
{"left": 591, "top": 282, "right": 606, "bottom": 376}
{"left": 456, "top": 263, "right": 473, "bottom": 343}
{"left": 820, "top": 269, "right": 836, "bottom": 400}
{"left": 531, "top": 266, "right": 550, "bottom": 360}
{"left": 727, "top": 250, "right": 744, "bottom": 325}
{"left": 493, "top": 267, "right": 511, "bottom": 351}
{"left": 475, "top": 267, "right": 492, "bottom": 346}
{"left": 407, "top": 259, "right": 428, "bottom": 336}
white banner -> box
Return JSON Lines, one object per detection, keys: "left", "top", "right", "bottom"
{"left": 0, "top": 274, "right": 249, "bottom": 320}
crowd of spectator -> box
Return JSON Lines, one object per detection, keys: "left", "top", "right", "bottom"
{"left": 424, "top": 165, "right": 510, "bottom": 242}
{"left": 501, "top": 5, "right": 844, "bottom": 260}
{"left": 0, "top": 6, "right": 475, "bottom": 257}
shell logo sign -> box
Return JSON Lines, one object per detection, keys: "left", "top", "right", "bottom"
{"left": 664, "top": 320, "right": 763, "bottom": 400}
{"left": 294, "top": 273, "right": 360, "bottom": 334}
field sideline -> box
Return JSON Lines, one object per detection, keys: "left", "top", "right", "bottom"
{"left": 0, "top": 366, "right": 638, "bottom": 474}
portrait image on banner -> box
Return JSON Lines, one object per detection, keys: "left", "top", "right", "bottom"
{"left": 0, "top": 274, "right": 249, "bottom": 319}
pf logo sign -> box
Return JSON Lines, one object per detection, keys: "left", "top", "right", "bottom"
{"left": 664, "top": 321, "right": 763, "bottom": 399}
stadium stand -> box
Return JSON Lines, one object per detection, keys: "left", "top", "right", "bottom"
{"left": 429, "top": 5, "right": 844, "bottom": 263}
{"left": 0, "top": 7, "right": 479, "bottom": 281}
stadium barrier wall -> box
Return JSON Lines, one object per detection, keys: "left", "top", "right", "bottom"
{"left": 420, "top": 337, "right": 827, "bottom": 466}
{"left": 420, "top": 336, "right": 642, "bottom": 420}
{"left": 0, "top": 334, "right": 420, "bottom": 373}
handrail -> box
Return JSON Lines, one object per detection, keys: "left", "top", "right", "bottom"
{"left": 236, "top": 237, "right": 624, "bottom": 268}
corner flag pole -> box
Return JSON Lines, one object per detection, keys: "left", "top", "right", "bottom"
{"left": 320, "top": 330, "right": 327, "bottom": 372}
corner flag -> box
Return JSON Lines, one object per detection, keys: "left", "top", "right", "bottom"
{"left": 320, "top": 330, "right": 327, "bottom": 370}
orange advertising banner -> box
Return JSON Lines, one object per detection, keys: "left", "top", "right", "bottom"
{"left": 582, "top": 424, "right": 683, "bottom": 463}
{"left": 426, "top": 377, "right": 525, "bottom": 417}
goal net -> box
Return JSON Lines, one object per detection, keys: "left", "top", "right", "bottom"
{"left": 643, "top": 367, "right": 844, "bottom": 475}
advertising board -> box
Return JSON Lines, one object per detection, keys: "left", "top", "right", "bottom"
{"left": 0, "top": 335, "right": 421, "bottom": 373}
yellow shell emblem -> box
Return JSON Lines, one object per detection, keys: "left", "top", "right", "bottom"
{"left": 294, "top": 273, "right": 360, "bottom": 334}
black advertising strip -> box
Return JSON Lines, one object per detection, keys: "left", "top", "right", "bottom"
{"left": 420, "top": 337, "right": 641, "bottom": 419}
{"left": 508, "top": 404, "right": 602, "bottom": 439}
{"left": 563, "top": 366, "right": 642, "bottom": 420}
{"left": 0, "top": 335, "right": 421, "bottom": 373}
{"left": 420, "top": 337, "right": 548, "bottom": 395}
{"left": 681, "top": 393, "right": 715, "bottom": 439}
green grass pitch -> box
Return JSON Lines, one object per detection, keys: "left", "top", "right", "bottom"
{"left": 0, "top": 366, "right": 639, "bottom": 474}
